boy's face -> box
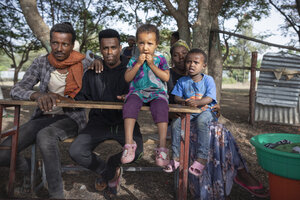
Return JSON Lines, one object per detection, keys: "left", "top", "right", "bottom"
{"left": 137, "top": 32, "right": 158, "bottom": 56}
{"left": 185, "top": 53, "right": 206, "bottom": 76}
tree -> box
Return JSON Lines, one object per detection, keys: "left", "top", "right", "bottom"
{"left": 224, "top": 20, "right": 268, "bottom": 82}
{"left": 219, "top": 0, "right": 269, "bottom": 62}
{"left": 19, "top": 0, "right": 51, "bottom": 52}
{"left": 113, "top": 0, "right": 162, "bottom": 29}
{"left": 20, "top": 0, "right": 119, "bottom": 54}
{"left": 269, "top": 0, "right": 300, "bottom": 45}
{"left": 149, "top": 0, "right": 224, "bottom": 101}
{"left": 150, "top": 0, "right": 269, "bottom": 101}
{"left": 18, "top": 0, "right": 273, "bottom": 101}
{"left": 0, "top": 1, "right": 42, "bottom": 84}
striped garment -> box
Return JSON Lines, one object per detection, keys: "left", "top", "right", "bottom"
{"left": 10, "top": 54, "right": 91, "bottom": 132}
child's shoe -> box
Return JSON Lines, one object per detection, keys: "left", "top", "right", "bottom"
{"left": 189, "top": 160, "right": 205, "bottom": 176}
{"left": 163, "top": 159, "right": 179, "bottom": 173}
{"left": 155, "top": 147, "right": 169, "bottom": 167}
{"left": 121, "top": 141, "right": 137, "bottom": 164}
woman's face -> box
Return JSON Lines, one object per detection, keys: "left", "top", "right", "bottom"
{"left": 172, "top": 46, "right": 188, "bottom": 71}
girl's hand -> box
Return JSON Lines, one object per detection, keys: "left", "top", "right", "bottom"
{"left": 145, "top": 54, "right": 154, "bottom": 66}
{"left": 137, "top": 53, "right": 146, "bottom": 66}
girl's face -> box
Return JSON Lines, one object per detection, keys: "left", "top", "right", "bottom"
{"left": 185, "top": 53, "right": 206, "bottom": 76}
{"left": 172, "top": 46, "right": 188, "bottom": 71}
{"left": 137, "top": 32, "right": 158, "bottom": 56}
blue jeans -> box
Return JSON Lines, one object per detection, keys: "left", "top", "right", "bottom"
{"left": 0, "top": 115, "right": 78, "bottom": 199}
{"left": 171, "top": 110, "right": 216, "bottom": 160}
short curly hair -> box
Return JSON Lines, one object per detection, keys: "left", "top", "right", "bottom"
{"left": 98, "top": 29, "right": 121, "bottom": 44}
{"left": 186, "top": 48, "right": 207, "bottom": 64}
{"left": 136, "top": 24, "right": 159, "bottom": 44}
{"left": 50, "top": 22, "right": 76, "bottom": 44}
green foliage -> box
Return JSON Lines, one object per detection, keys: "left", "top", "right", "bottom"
{"left": 0, "top": 1, "right": 42, "bottom": 54}
{"left": 110, "top": 0, "right": 173, "bottom": 29}
{"left": 222, "top": 77, "right": 237, "bottom": 84}
{"left": 0, "top": 48, "right": 47, "bottom": 71}
{"left": 269, "top": 0, "right": 300, "bottom": 45}
{"left": 220, "top": 0, "right": 270, "bottom": 21}
{"left": 0, "top": 0, "right": 43, "bottom": 83}
{"left": 0, "top": 65, "right": 9, "bottom": 71}
{"left": 223, "top": 20, "right": 267, "bottom": 82}
{"left": 37, "top": 0, "right": 117, "bottom": 53}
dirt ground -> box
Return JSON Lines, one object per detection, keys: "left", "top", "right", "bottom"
{"left": 0, "top": 83, "right": 299, "bottom": 200}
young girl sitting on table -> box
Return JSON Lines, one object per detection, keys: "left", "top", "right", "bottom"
{"left": 121, "top": 24, "right": 170, "bottom": 167}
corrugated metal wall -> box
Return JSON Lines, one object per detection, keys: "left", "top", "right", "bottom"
{"left": 255, "top": 52, "right": 300, "bottom": 125}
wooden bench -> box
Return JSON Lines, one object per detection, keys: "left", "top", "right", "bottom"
{"left": 0, "top": 99, "right": 201, "bottom": 200}
{"left": 0, "top": 103, "right": 20, "bottom": 197}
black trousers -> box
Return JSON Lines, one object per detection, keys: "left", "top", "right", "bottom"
{"left": 69, "top": 118, "right": 143, "bottom": 181}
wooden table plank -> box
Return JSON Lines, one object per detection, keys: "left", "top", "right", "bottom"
{"left": 0, "top": 99, "right": 201, "bottom": 114}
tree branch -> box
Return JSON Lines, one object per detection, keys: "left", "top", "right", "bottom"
{"left": 161, "top": 0, "right": 179, "bottom": 19}
{"left": 269, "top": 0, "right": 299, "bottom": 34}
{"left": 152, "top": 0, "right": 171, "bottom": 16}
{"left": 19, "top": 43, "right": 33, "bottom": 67}
{"left": 0, "top": 2, "right": 22, "bottom": 13}
{"left": 212, "top": 29, "right": 300, "bottom": 52}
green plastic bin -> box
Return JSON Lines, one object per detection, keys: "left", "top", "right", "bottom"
{"left": 250, "top": 133, "right": 300, "bottom": 180}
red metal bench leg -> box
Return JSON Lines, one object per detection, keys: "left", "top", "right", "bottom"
{"left": 0, "top": 105, "right": 3, "bottom": 142}
{"left": 178, "top": 116, "right": 185, "bottom": 199}
{"left": 7, "top": 105, "right": 20, "bottom": 197}
{"left": 178, "top": 114, "right": 190, "bottom": 200}
{"left": 183, "top": 114, "right": 190, "bottom": 200}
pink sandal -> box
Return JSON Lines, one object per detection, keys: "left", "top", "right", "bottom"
{"left": 155, "top": 147, "right": 169, "bottom": 167}
{"left": 189, "top": 161, "right": 205, "bottom": 176}
{"left": 107, "top": 167, "right": 123, "bottom": 195}
{"left": 121, "top": 141, "right": 137, "bottom": 164}
{"left": 163, "top": 160, "right": 179, "bottom": 173}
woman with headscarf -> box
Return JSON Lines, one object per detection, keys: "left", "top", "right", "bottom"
{"left": 166, "top": 40, "right": 269, "bottom": 199}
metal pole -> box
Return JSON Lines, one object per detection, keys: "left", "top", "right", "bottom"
{"left": 178, "top": 116, "right": 185, "bottom": 199}
{"left": 249, "top": 52, "right": 257, "bottom": 125}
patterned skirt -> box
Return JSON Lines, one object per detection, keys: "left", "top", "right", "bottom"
{"left": 188, "top": 121, "right": 247, "bottom": 200}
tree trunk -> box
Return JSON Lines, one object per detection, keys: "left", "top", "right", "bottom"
{"left": 191, "top": 0, "right": 211, "bottom": 52}
{"left": 296, "top": 0, "right": 300, "bottom": 17}
{"left": 177, "top": 20, "right": 191, "bottom": 46}
{"left": 208, "top": 17, "right": 223, "bottom": 103}
{"left": 19, "top": 0, "right": 50, "bottom": 52}
{"left": 13, "top": 68, "right": 20, "bottom": 85}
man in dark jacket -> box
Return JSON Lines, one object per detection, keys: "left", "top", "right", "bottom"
{"left": 69, "top": 29, "right": 143, "bottom": 196}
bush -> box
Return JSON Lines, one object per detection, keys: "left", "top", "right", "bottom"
{"left": 0, "top": 65, "right": 9, "bottom": 71}
{"left": 222, "top": 77, "right": 237, "bottom": 84}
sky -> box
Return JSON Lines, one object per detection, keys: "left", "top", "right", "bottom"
{"left": 244, "top": 7, "right": 297, "bottom": 53}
